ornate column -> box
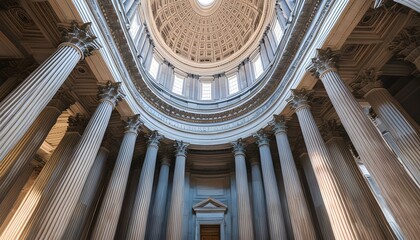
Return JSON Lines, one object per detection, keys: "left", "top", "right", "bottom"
{"left": 0, "top": 91, "right": 74, "bottom": 202}
{"left": 271, "top": 116, "right": 317, "bottom": 240}
{"left": 62, "top": 145, "right": 109, "bottom": 239}
{"left": 310, "top": 48, "right": 420, "bottom": 239}
{"left": 321, "top": 120, "right": 394, "bottom": 239}
{"left": 115, "top": 166, "right": 141, "bottom": 239}
{"left": 0, "top": 62, "right": 37, "bottom": 102}
{"left": 91, "top": 115, "right": 142, "bottom": 240}
{"left": 148, "top": 155, "right": 171, "bottom": 240}
{"left": 126, "top": 131, "right": 163, "bottom": 240}
{"left": 354, "top": 69, "right": 420, "bottom": 184}
{"left": 27, "top": 82, "right": 123, "bottom": 239}
{"left": 166, "top": 141, "right": 189, "bottom": 240}
{"left": 0, "top": 22, "right": 98, "bottom": 162}
{"left": 249, "top": 156, "right": 269, "bottom": 240}
{"left": 288, "top": 89, "right": 385, "bottom": 239}
{"left": 299, "top": 152, "right": 335, "bottom": 240}
{"left": 389, "top": 28, "right": 420, "bottom": 71}
{"left": 0, "top": 77, "right": 21, "bottom": 102}
{"left": 231, "top": 139, "right": 254, "bottom": 240}
{"left": 0, "top": 115, "right": 85, "bottom": 240}
{"left": 253, "top": 131, "right": 287, "bottom": 240}
{"left": 0, "top": 161, "right": 36, "bottom": 227}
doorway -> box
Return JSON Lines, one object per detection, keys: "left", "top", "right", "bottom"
{"left": 200, "top": 225, "right": 220, "bottom": 240}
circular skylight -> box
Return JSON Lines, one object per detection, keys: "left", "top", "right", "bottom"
{"left": 197, "top": 0, "right": 215, "bottom": 7}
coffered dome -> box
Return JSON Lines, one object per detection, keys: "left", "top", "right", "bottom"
{"left": 145, "top": 0, "right": 273, "bottom": 74}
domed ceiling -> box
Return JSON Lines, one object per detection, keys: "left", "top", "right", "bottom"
{"left": 146, "top": 0, "right": 271, "bottom": 74}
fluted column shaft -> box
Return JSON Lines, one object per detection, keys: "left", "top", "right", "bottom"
{"left": 0, "top": 23, "right": 96, "bottom": 163}
{"left": 63, "top": 146, "right": 109, "bottom": 239}
{"left": 365, "top": 87, "right": 420, "bottom": 184}
{"left": 253, "top": 133, "right": 287, "bottom": 239}
{"left": 0, "top": 76, "right": 20, "bottom": 102}
{"left": 250, "top": 158, "right": 269, "bottom": 240}
{"left": 126, "top": 132, "right": 162, "bottom": 240}
{"left": 0, "top": 42, "right": 94, "bottom": 165}
{"left": 272, "top": 120, "right": 316, "bottom": 240}
{"left": 27, "top": 83, "right": 122, "bottom": 239}
{"left": 115, "top": 167, "right": 141, "bottom": 239}
{"left": 92, "top": 115, "right": 142, "bottom": 240}
{"left": 166, "top": 141, "right": 188, "bottom": 240}
{"left": 0, "top": 105, "right": 62, "bottom": 202}
{"left": 326, "top": 136, "right": 394, "bottom": 238}
{"left": 290, "top": 91, "right": 385, "bottom": 239}
{"left": 231, "top": 141, "right": 254, "bottom": 240}
{"left": 319, "top": 71, "right": 420, "bottom": 238}
{"left": 148, "top": 159, "right": 170, "bottom": 240}
{"left": 0, "top": 163, "right": 35, "bottom": 227}
{"left": 299, "top": 153, "right": 335, "bottom": 240}
{"left": 312, "top": 49, "right": 420, "bottom": 238}
{"left": 0, "top": 127, "right": 82, "bottom": 240}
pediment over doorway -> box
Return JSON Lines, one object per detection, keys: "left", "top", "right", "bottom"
{"left": 193, "top": 198, "right": 227, "bottom": 213}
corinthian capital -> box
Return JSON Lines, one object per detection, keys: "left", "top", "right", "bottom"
{"left": 320, "top": 119, "right": 344, "bottom": 142}
{"left": 389, "top": 27, "right": 420, "bottom": 55}
{"left": 48, "top": 89, "right": 75, "bottom": 112}
{"left": 350, "top": 68, "right": 383, "bottom": 97}
{"left": 174, "top": 140, "right": 189, "bottom": 157}
{"left": 67, "top": 114, "right": 87, "bottom": 134}
{"left": 286, "top": 89, "right": 313, "bottom": 111}
{"left": 124, "top": 114, "right": 143, "bottom": 135}
{"left": 147, "top": 131, "right": 164, "bottom": 147}
{"left": 60, "top": 22, "right": 100, "bottom": 58}
{"left": 309, "top": 48, "right": 340, "bottom": 78}
{"left": 231, "top": 139, "right": 246, "bottom": 156}
{"left": 271, "top": 115, "right": 289, "bottom": 135}
{"left": 253, "top": 130, "right": 270, "bottom": 147}
{"left": 98, "top": 82, "right": 125, "bottom": 107}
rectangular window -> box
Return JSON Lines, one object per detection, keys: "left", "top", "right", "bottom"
{"left": 201, "top": 82, "right": 212, "bottom": 100}
{"left": 149, "top": 57, "right": 159, "bottom": 79}
{"left": 253, "top": 55, "right": 264, "bottom": 79}
{"left": 273, "top": 19, "right": 283, "bottom": 45}
{"left": 129, "top": 18, "right": 140, "bottom": 39}
{"left": 228, "top": 75, "right": 239, "bottom": 95}
{"left": 172, "top": 75, "right": 184, "bottom": 95}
